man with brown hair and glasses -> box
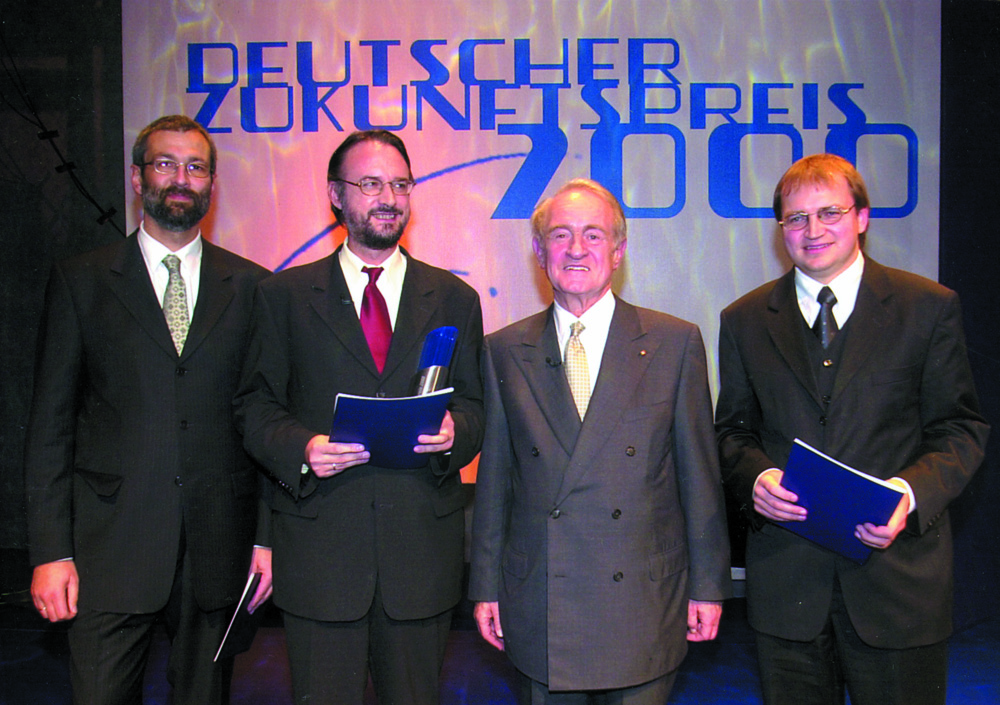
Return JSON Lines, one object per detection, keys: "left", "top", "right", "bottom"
{"left": 716, "top": 153, "right": 989, "bottom": 705}
{"left": 26, "top": 115, "right": 271, "bottom": 704}
{"left": 235, "top": 129, "right": 484, "bottom": 705}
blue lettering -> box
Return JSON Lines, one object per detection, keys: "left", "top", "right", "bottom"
{"left": 628, "top": 38, "right": 681, "bottom": 121}
{"left": 411, "top": 39, "right": 470, "bottom": 130}
{"left": 297, "top": 41, "right": 350, "bottom": 132}
{"left": 240, "top": 42, "right": 292, "bottom": 133}
{"left": 493, "top": 86, "right": 566, "bottom": 219}
{"left": 825, "top": 84, "right": 918, "bottom": 217}
{"left": 353, "top": 85, "right": 407, "bottom": 130}
{"left": 689, "top": 83, "right": 741, "bottom": 129}
{"left": 187, "top": 43, "right": 238, "bottom": 133}
{"left": 360, "top": 40, "right": 400, "bottom": 86}
{"left": 592, "top": 124, "right": 686, "bottom": 218}
{"left": 513, "top": 38, "right": 570, "bottom": 87}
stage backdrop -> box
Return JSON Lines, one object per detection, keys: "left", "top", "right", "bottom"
{"left": 122, "top": 0, "right": 940, "bottom": 478}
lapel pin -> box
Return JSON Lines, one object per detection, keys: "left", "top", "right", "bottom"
{"left": 639, "top": 350, "right": 647, "bottom": 357}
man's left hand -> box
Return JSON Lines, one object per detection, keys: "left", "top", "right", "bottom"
{"left": 856, "top": 477, "right": 910, "bottom": 549}
{"left": 686, "top": 600, "right": 723, "bottom": 642}
{"left": 414, "top": 410, "right": 455, "bottom": 454}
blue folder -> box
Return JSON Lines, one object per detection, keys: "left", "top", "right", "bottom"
{"left": 329, "top": 387, "right": 453, "bottom": 469}
{"left": 779, "top": 438, "right": 906, "bottom": 564}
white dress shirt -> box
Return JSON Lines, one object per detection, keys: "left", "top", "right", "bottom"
{"left": 338, "top": 240, "right": 407, "bottom": 328}
{"left": 552, "top": 289, "right": 617, "bottom": 398}
{"left": 137, "top": 223, "right": 203, "bottom": 320}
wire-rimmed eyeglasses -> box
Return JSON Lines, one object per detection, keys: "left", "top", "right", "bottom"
{"left": 141, "top": 158, "right": 212, "bottom": 179}
{"left": 334, "top": 177, "right": 415, "bottom": 197}
{"left": 779, "top": 205, "right": 855, "bottom": 231}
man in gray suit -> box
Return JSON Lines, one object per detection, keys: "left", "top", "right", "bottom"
{"left": 469, "top": 179, "right": 731, "bottom": 704}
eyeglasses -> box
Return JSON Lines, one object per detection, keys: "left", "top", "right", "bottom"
{"left": 779, "top": 205, "right": 855, "bottom": 231}
{"left": 141, "top": 158, "right": 212, "bottom": 179}
{"left": 335, "top": 177, "right": 415, "bottom": 197}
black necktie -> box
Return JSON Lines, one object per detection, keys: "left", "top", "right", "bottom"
{"left": 813, "top": 286, "right": 838, "bottom": 349}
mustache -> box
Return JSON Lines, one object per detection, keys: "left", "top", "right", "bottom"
{"left": 369, "top": 206, "right": 403, "bottom": 217}
{"left": 163, "top": 185, "right": 199, "bottom": 199}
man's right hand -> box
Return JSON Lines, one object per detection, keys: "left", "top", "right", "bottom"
{"left": 305, "top": 435, "right": 370, "bottom": 477}
{"left": 31, "top": 560, "right": 79, "bottom": 622}
{"left": 753, "top": 469, "right": 807, "bottom": 523}
{"left": 474, "top": 601, "right": 504, "bottom": 651}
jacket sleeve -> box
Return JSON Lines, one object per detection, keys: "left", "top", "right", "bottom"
{"left": 467, "top": 336, "right": 513, "bottom": 602}
{"left": 24, "top": 262, "right": 83, "bottom": 565}
{"left": 896, "top": 290, "right": 989, "bottom": 532}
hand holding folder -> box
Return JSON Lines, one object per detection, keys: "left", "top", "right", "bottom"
{"left": 325, "top": 326, "right": 459, "bottom": 470}
{"left": 776, "top": 439, "right": 907, "bottom": 563}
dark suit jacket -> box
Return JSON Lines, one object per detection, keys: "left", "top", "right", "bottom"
{"left": 25, "top": 234, "right": 269, "bottom": 613}
{"left": 715, "top": 258, "right": 989, "bottom": 649}
{"left": 234, "top": 246, "right": 484, "bottom": 622}
{"left": 469, "top": 298, "right": 732, "bottom": 691}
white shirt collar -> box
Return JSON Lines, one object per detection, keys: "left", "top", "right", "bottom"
{"left": 136, "top": 222, "right": 203, "bottom": 313}
{"left": 552, "top": 289, "right": 616, "bottom": 394}
{"left": 795, "top": 251, "right": 865, "bottom": 327}
{"left": 338, "top": 240, "right": 407, "bottom": 325}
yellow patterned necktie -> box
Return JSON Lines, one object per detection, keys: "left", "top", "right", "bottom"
{"left": 162, "top": 254, "right": 190, "bottom": 354}
{"left": 565, "top": 321, "right": 590, "bottom": 419}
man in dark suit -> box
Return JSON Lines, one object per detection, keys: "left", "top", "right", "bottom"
{"left": 234, "top": 129, "right": 485, "bottom": 705}
{"left": 715, "top": 154, "right": 989, "bottom": 705}
{"left": 469, "top": 179, "right": 732, "bottom": 704}
{"left": 26, "top": 115, "right": 272, "bottom": 704}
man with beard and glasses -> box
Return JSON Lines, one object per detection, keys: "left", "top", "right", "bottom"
{"left": 235, "top": 129, "right": 485, "bottom": 705}
{"left": 26, "top": 115, "right": 272, "bottom": 705}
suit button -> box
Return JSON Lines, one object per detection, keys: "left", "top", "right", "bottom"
{"left": 612, "top": 509, "right": 621, "bottom": 519}
{"left": 613, "top": 572, "right": 623, "bottom": 582}
{"left": 819, "top": 416, "right": 827, "bottom": 426}
{"left": 531, "top": 447, "right": 539, "bottom": 457}
{"left": 179, "top": 420, "right": 188, "bottom": 430}
{"left": 822, "top": 395, "right": 831, "bottom": 404}
{"left": 176, "top": 367, "right": 187, "bottom": 377}
{"left": 625, "top": 447, "right": 635, "bottom": 457}
{"left": 823, "top": 359, "right": 834, "bottom": 367}
{"left": 174, "top": 476, "right": 183, "bottom": 486}
{"left": 550, "top": 508, "right": 561, "bottom": 519}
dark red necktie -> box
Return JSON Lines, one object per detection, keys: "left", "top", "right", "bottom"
{"left": 360, "top": 266, "right": 392, "bottom": 373}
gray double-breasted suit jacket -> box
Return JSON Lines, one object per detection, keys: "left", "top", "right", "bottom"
{"left": 469, "top": 297, "right": 732, "bottom": 691}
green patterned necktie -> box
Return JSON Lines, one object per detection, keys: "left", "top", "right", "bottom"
{"left": 565, "top": 321, "right": 590, "bottom": 419}
{"left": 162, "top": 254, "right": 190, "bottom": 354}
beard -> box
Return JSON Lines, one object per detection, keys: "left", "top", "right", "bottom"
{"left": 142, "top": 182, "right": 212, "bottom": 232}
{"left": 341, "top": 204, "right": 409, "bottom": 251}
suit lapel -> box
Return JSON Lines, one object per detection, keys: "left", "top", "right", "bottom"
{"left": 831, "top": 259, "right": 891, "bottom": 401}
{"left": 107, "top": 234, "right": 177, "bottom": 359}
{"left": 381, "top": 256, "right": 439, "bottom": 383}
{"left": 180, "top": 241, "right": 234, "bottom": 361}
{"left": 553, "top": 300, "right": 650, "bottom": 505}
{"left": 765, "top": 271, "right": 824, "bottom": 407}
{"left": 511, "top": 308, "right": 582, "bottom": 458}
{"left": 307, "top": 247, "right": 378, "bottom": 374}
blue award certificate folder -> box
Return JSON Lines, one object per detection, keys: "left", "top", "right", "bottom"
{"left": 328, "top": 387, "right": 453, "bottom": 469}
{"left": 779, "top": 438, "right": 906, "bottom": 564}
